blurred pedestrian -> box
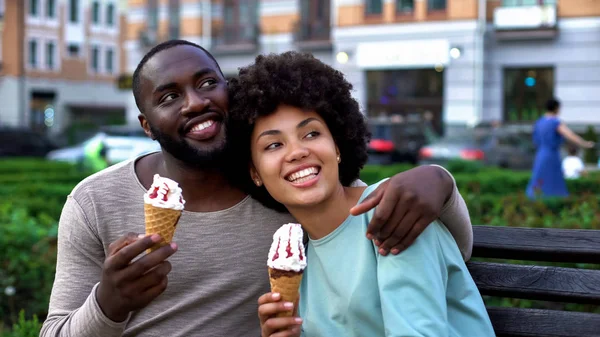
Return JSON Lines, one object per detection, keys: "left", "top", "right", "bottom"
{"left": 83, "top": 135, "right": 109, "bottom": 172}
{"left": 562, "top": 145, "right": 585, "bottom": 179}
{"left": 526, "top": 98, "right": 594, "bottom": 198}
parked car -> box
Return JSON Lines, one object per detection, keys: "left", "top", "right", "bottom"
{"left": 368, "top": 120, "right": 440, "bottom": 165}
{"left": 418, "top": 128, "right": 536, "bottom": 170}
{"left": 46, "top": 125, "right": 161, "bottom": 165}
{"left": 0, "top": 127, "right": 58, "bottom": 157}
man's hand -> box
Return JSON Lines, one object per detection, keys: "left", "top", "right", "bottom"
{"left": 258, "top": 292, "right": 302, "bottom": 337}
{"left": 96, "top": 233, "right": 178, "bottom": 322}
{"left": 350, "top": 165, "right": 453, "bottom": 255}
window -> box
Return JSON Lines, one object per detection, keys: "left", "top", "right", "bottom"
{"left": 28, "top": 40, "right": 38, "bottom": 68}
{"left": 168, "top": 0, "right": 180, "bottom": 39}
{"left": 106, "top": 3, "right": 115, "bottom": 26}
{"left": 46, "top": 0, "right": 56, "bottom": 18}
{"left": 105, "top": 48, "right": 114, "bottom": 74}
{"left": 0, "top": 0, "right": 4, "bottom": 18}
{"left": 67, "top": 43, "right": 80, "bottom": 57}
{"left": 46, "top": 41, "right": 55, "bottom": 69}
{"left": 147, "top": 0, "right": 159, "bottom": 34}
{"left": 396, "top": 0, "right": 414, "bottom": 13}
{"left": 503, "top": 67, "right": 554, "bottom": 122}
{"left": 29, "top": 0, "right": 39, "bottom": 16}
{"left": 428, "top": 0, "right": 446, "bottom": 11}
{"left": 365, "top": 0, "right": 383, "bottom": 15}
{"left": 297, "top": 0, "right": 331, "bottom": 41}
{"left": 220, "top": 0, "right": 258, "bottom": 45}
{"left": 91, "top": 46, "right": 99, "bottom": 73}
{"left": 92, "top": 1, "right": 100, "bottom": 24}
{"left": 502, "top": 0, "right": 556, "bottom": 6}
{"left": 69, "top": 0, "right": 79, "bottom": 23}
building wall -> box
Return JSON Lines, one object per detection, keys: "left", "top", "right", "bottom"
{"left": 484, "top": 17, "right": 600, "bottom": 125}
{"left": 0, "top": 0, "right": 127, "bottom": 131}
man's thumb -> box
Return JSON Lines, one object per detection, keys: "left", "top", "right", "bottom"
{"left": 350, "top": 187, "right": 384, "bottom": 216}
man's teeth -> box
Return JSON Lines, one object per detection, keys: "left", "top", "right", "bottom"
{"left": 287, "top": 167, "right": 319, "bottom": 182}
{"left": 190, "top": 120, "right": 215, "bottom": 132}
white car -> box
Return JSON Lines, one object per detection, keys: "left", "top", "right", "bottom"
{"left": 47, "top": 127, "right": 161, "bottom": 165}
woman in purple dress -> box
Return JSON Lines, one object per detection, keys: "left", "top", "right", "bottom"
{"left": 526, "top": 99, "right": 595, "bottom": 198}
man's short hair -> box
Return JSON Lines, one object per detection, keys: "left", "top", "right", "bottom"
{"left": 546, "top": 98, "right": 561, "bottom": 113}
{"left": 132, "top": 39, "right": 223, "bottom": 113}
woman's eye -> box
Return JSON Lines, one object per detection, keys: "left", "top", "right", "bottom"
{"left": 306, "top": 131, "right": 320, "bottom": 138}
{"left": 199, "top": 79, "right": 217, "bottom": 88}
{"left": 265, "top": 143, "right": 281, "bottom": 150}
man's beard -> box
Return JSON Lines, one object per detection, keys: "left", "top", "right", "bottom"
{"left": 149, "top": 123, "right": 229, "bottom": 169}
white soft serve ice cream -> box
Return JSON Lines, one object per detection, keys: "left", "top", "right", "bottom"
{"left": 143, "top": 174, "right": 186, "bottom": 210}
{"left": 268, "top": 223, "right": 307, "bottom": 272}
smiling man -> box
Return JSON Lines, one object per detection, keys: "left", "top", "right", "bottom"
{"left": 40, "top": 40, "right": 473, "bottom": 337}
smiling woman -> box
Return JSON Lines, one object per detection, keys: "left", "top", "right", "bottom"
{"left": 228, "top": 51, "right": 495, "bottom": 337}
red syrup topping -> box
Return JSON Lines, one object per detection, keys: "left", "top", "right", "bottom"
{"left": 161, "top": 183, "right": 170, "bottom": 202}
{"left": 299, "top": 243, "right": 304, "bottom": 260}
{"left": 272, "top": 237, "right": 281, "bottom": 261}
{"left": 149, "top": 186, "right": 159, "bottom": 199}
{"left": 285, "top": 226, "right": 293, "bottom": 258}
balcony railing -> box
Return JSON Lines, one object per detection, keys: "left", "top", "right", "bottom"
{"left": 294, "top": 19, "right": 330, "bottom": 42}
{"left": 494, "top": 1, "right": 557, "bottom": 39}
{"left": 213, "top": 23, "right": 259, "bottom": 46}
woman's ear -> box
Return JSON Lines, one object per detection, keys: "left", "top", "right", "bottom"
{"left": 249, "top": 165, "right": 263, "bottom": 187}
{"left": 335, "top": 146, "right": 341, "bottom": 164}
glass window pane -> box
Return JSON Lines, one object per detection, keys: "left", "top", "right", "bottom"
{"left": 428, "top": 0, "right": 446, "bottom": 10}
{"left": 29, "top": 0, "right": 38, "bottom": 16}
{"left": 29, "top": 41, "right": 37, "bottom": 67}
{"left": 47, "top": 0, "right": 55, "bottom": 18}
{"left": 396, "top": 0, "right": 414, "bottom": 13}
{"left": 46, "top": 42, "right": 54, "bottom": 68}
{"left": 92, "top": 2, "right": 100, "bottom": 23}
{"left": 70, "top": 0, "right": 79, "bottom": 22}
{"left": 503, "top": 67, "right": 554, "bottom": 122}
{"left": 106, "top": 49, "right": 113, "bottom": 73}
{"left": 366, "top": 0, "right": 383, "bottom": 14}
{"left": 107, "top": 3, "right": 115, "bottom": 26}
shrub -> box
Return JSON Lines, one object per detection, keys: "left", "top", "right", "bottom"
{"left": 0, "top": 205, "right": 58, "bottom": 328}
{"left": 583, "top": 125, "right": 599, "bottom": 164}
{"left": 0, "top": 310, "right": 42, "bottom": 337}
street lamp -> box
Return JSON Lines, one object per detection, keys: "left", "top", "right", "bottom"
{"left": 336, "top": 51, "right": 349, "bottom": 64}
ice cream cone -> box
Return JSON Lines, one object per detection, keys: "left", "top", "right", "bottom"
{"left": 268, "top": 267, "right": 304, "bottom": 317}
{"left": 144, "top": 203, "right": 181, "bottom": 253}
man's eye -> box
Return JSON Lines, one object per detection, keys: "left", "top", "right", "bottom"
{"left": 266, "top": 143, "right": 281, "bottom": 150}
{"left": 161, "top": 93, "right": 177, "bottom": 103}
{"left": 306, "top": 131, "right": 320, "bottom": 138}
{"left": 199, "top": 79, "right": 217, "bottom": 88}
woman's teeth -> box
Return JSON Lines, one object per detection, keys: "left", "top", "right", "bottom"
{"left": 191, "top": 120, "right": 215, "bottom": 132}
{"left": 287, "top": 167, "right": 319, "bottom": 183}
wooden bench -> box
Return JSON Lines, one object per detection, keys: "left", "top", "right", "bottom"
{"left": 467, "top": 226, "right": 600, "bottom": 337}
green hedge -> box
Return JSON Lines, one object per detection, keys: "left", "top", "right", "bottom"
{"left": 1, "top": 159, "right": 599, "bottom": 333}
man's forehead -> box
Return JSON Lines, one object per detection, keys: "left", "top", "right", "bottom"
{"left": 143, "top": 45, "right": 219, "bottom": 82}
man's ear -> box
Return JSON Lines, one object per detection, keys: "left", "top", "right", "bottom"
{"left": 138, "top": 114, "right": 155, "bottom": 140}
{"left": 249, "top": 164, "right": 262, "bottom": 187}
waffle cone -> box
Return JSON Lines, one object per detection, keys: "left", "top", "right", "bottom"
{"left": 144, "top": 203, "right": 181, "bottom": 253}
{"left": 268, "top": 267, "right": 304, "bottom": 317}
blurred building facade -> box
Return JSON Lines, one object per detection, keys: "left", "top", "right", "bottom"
{"left": 0, "top": 0, "right": 128, "bottom": 139}
{"left": 113, "top": 1, "right": 600, "bottom": 131}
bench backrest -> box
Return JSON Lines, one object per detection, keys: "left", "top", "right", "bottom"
{"left": 467, "top": 226, "right": 600, "bottom": 337}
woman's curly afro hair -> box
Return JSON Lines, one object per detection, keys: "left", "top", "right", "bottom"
{"left": 228, "top": 51, "right": 371, "bottom": 211}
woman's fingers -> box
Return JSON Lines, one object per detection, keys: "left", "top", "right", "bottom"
{"left": 263, "top": 317, "right": 303, "bottom": 337}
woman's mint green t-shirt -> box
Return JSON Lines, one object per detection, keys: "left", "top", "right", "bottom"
{"left": 298, "top": 180, "right": 495, "bottom": 337}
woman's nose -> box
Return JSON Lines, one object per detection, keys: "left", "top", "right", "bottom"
{"left": 286, "top": 143, "right": 310, "bottom": 162}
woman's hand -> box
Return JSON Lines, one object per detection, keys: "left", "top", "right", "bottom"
{"left": 582, "top": 140, "right": 595, "bottom": 149}
{"left": 258, "top": 292, "right": 303, "bottom": 337}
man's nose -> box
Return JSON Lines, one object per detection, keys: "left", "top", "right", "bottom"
{"left": 285, "top": 142, "right": 310, "bottom": 162}
{"left": 181, "top": 90, "right": 209, "bottom": 116}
